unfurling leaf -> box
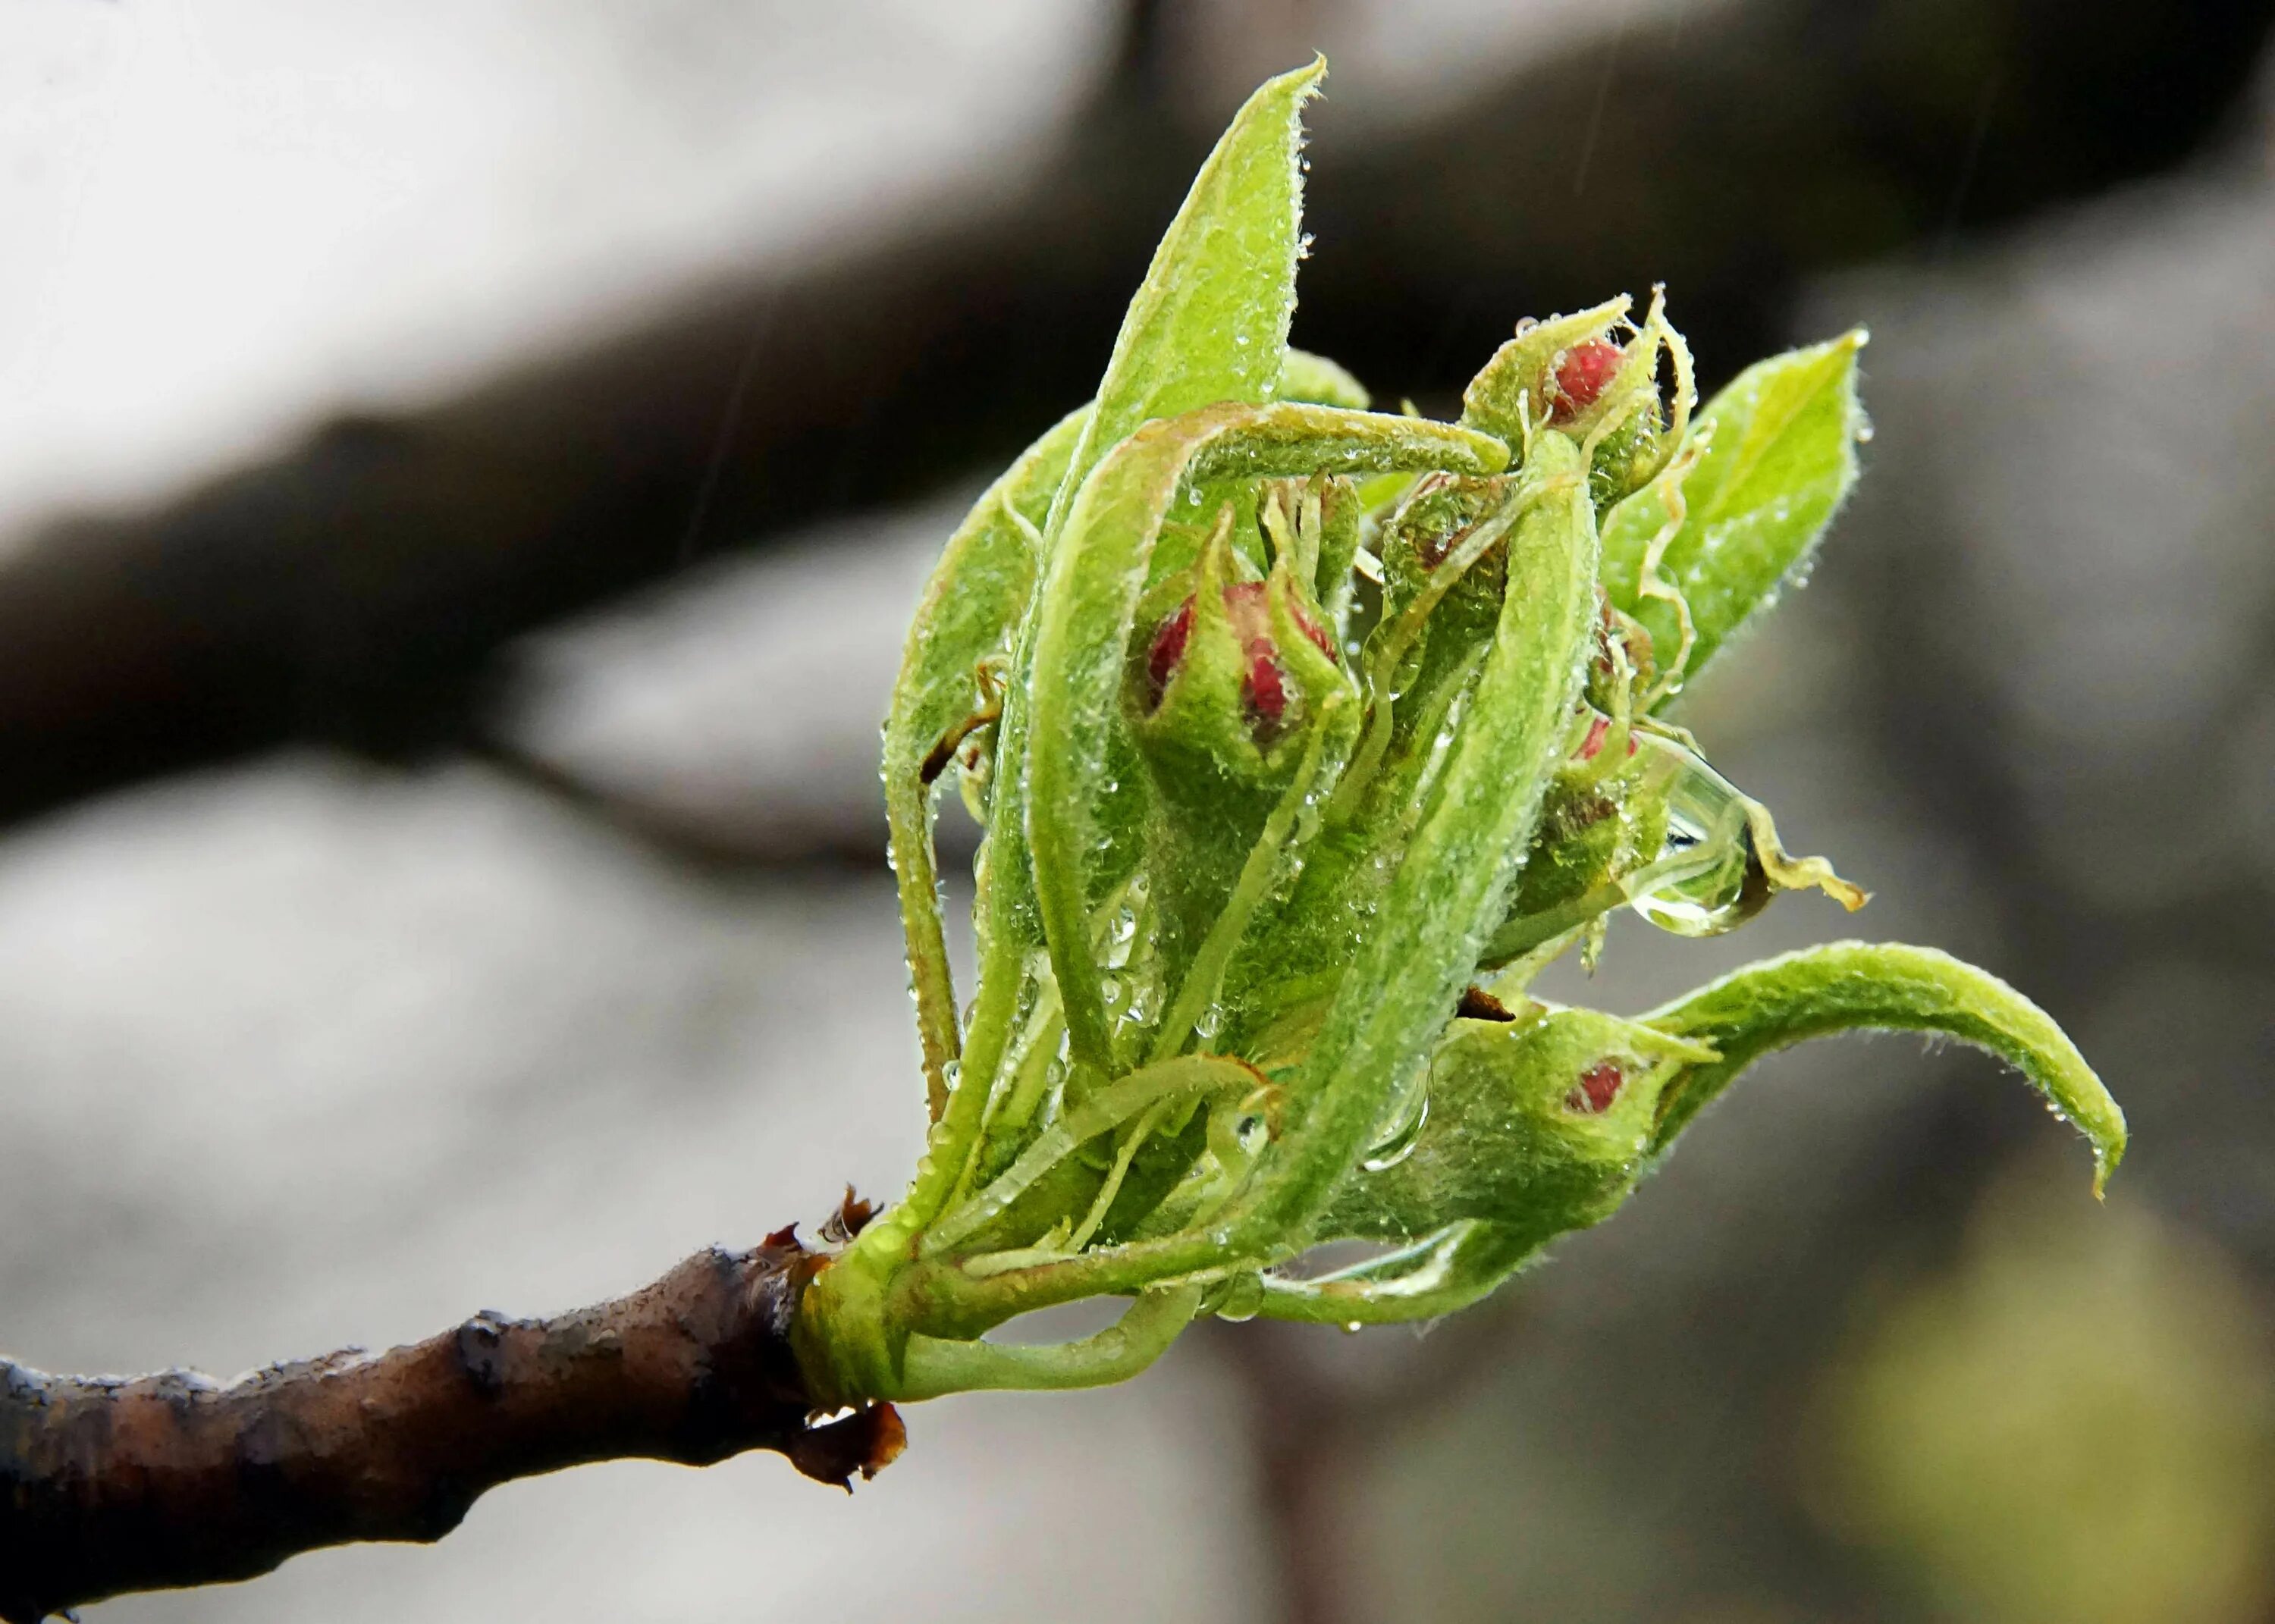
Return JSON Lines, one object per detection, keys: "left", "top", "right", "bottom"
{"left": 1643, "top": 941, "right": 2126, "bottom": 1194}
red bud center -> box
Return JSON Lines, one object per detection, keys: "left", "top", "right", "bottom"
{"left": 1564, "top": 1061, "right": 1624, "bottom": 1114}
{"left": 1148, "top": 583, "right": 1333, "bottom": 734}
{"left": 1147, "top": 597, "right": 1195, "bottom": 707}
{"left": 1575, "top": 715, "right": 1638, "bottom": 762}
{"left": 1549, "top": 339, "right": 1624, "bottom": 425}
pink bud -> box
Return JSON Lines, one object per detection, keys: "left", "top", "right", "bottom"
{"left": 1222, "top": 580, "right": 1333, "bottom": 657}
{"left": 1564, "top": 1061, "right": 1624, "bottom": 1114}
{"left": 1147, "top": 597, "right": 1195, "bottom": 708}
{"left": 1148, "top": 582, "right": 1334, "bottom": 735}
{"left": 1246, "top": 651, "right": 1288, "bottom": 726}
{"left": 1575, "top": 715, "right": 1639, "bottom": 763}
{"left": 1549, "top": 340, "right": 1624, "bottom": 425}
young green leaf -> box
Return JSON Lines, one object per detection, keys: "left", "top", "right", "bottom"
{"left": 1044, "top": 58, "right": 1326, "bottom": 543}
{"left": 1643, "top": 941, "right": 2126, "bottom": 1194}
{"left": 1254, "top": 432, "right": 1602, "bottom": 1237}
{"left": 883, "top": 408, "right": 1087, "bottom": 1118}
{"left": 1599, "top": 331, "right": 1866, "bottom": 698}
{"left": 1280, "top": 346, "right": 1371, "bottom": 410}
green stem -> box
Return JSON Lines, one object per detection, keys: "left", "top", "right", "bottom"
{"left": 1254, "top": 1220, "right": 1534, "bottom": 1324}
{"left": 892, "top": 1285, "right": 1203, "bottom": 1401}
{"left": 923, "top": 1055, "right": 1260, "bottom": 1259}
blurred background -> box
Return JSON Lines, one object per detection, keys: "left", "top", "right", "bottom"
{"left": 5, "top": 2, "right": 2273, "bottom": 1619}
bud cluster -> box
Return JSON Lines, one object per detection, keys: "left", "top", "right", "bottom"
{"left": 799, "top": 58, "right": 2123, "bottom": 1409}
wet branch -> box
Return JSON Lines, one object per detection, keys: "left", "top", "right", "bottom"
{"left": 0, "top": 1232, "right": 902, "bottom": 1624}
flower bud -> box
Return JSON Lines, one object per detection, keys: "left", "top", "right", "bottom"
{"left": 1129, "top": 502, "right": 1361, "bottom": 969}
{"left": 1317, "top": 1002, "right": 1719, "bottom": 1248}
{"left": 1132, "top": 504, "right": 1353, "bottom": 788}
{"left": 1487, "top": 717, "right": 1866, "bottom": 970}
{"left": 1461, "top": 288, "right": 1696, "bottom": 507}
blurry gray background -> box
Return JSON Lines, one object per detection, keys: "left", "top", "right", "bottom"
{"left": 5, "top": 2, "right": 2273, "bottom": 1620}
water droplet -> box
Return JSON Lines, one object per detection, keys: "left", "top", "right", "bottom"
{"left": 1621, "top": 737, "right": 1756, "bottom": 937}
{"left": 1362, "top": 1088, "right": 1429, "bottom": 1172}
{"left": 1342, "top": 1321, "right": 1362, "bottom": 1335}
{"left": 1215, "top": 1272, "right": 1265, "bottom": 1323}
{"left": 1854, "top": 421, "right": 1875, "bottom": 444}
{"left": 1104, "top": 906, "right": 1138, "bottom": 969}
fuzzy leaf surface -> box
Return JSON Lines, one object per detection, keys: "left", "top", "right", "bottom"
{"left": 1599, "top": 332, "right": 1864, "bottom": 694}
{"left": 1043, "top": 58, "right": 1324, "bottom": 541}
{"left": 1029, "top": 403, "right": 1509, "bottom": 1071}
{"left": 1644, "top": 941, "right": 2126, "bottom": 1193}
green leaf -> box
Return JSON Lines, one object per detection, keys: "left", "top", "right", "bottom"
{"left": 1599, "top": 331, "right": 1866, "bottom": 698}
{"left": 1044, "top": 58, "right": 1325, "bottom": 542}
{"left": 884, "top": 341, "right": 1363, "bottom": 1115}
{"left": 1280, "top": 346, "right": 1370, "bottom": 410}
{"left": 1252, "top": 431, "right": 1602, "bottom": 1237}
{"left": 921, "top": 57, "right": 1332, "bottom": 1200}
{"left": 1029, "top": 403, "right": 1510, "bottom": 1074}
{"left": 1643, "top": 941, "right": 2126, "bottom": 1195}
{"left": 882, "top": 407, "right": 1087, "bottom": 1118}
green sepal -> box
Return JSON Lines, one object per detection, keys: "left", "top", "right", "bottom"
{"left": 1599, "top": 331, "right": 1866, "bottom": 700}
{"left": 1460, "top": 296, "right": 1631, "bottom": 447}
{"left": 1643, "top": 941, "right": 2126, "bottom": 1195}
{"left": 1315, "top": 1002, "right": 1718, "bottom": 1246}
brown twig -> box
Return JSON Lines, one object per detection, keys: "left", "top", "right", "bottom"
{"left": 0, "top": 1231, "right": 902, "bottom": 1624}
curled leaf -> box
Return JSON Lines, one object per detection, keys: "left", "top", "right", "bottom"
{"left": 1643, "top": 942, "right": 2126, "bottom": 1195}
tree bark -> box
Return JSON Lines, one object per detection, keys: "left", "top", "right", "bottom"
{"left": 0, "top": 1231, "right": 902, "bottom": 1624}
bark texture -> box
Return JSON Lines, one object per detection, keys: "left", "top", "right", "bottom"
{"left": 0, "top": 1232, "right": 902, "bottom": 1623}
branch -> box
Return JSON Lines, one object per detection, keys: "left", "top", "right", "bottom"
{"left": 0, "top": 1231, "right": 903, "bottom": 1624}
{"left": 4, "top": 0, "right": 2263, "bottom": 834}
